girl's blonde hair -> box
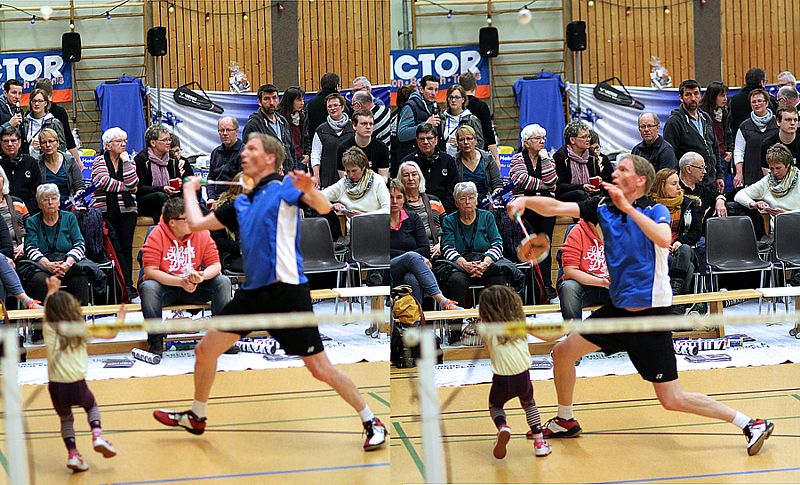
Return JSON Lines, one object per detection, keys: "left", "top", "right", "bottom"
{"left": 44, "top": 291, "right": 86, "bottom": 350}
{"left": 478, "top": 286, "right": 526, "bottom": 344}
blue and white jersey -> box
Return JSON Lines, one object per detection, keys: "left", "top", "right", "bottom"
{"left": 579, "top": 195, "right": 672, "bottom": 308}
{"left": 216, "top": 173, "right": 307, "bottom": 290}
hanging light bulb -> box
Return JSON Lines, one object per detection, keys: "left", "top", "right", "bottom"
{"left": 277, "top": 2, "right": 285, "bottom": 12}
{"left": 518, "top": 6, "right": 532, "bottom": 25}
{"left": 664, "top": 5, "right": 670, "bottom": 14}
{"left": 168, "top": 3, "right": 175, "bottom": 13}
{"left": 447, "top": 10, "right": 452, "bottom": 20}
{"left": 205, "top": 11, "right": 211, "bottom": 22}
{"left": 587, "top": 0, "right": 595, "bottom": 6}
{"left": 40, "top": 6, "right": 54, "bottom": 20}
{"left": 243, "top": 12, "right": 248, "bottom": 20}
{"left": 625, "top": 6, "right": 632, "bottom": 15}
{"left": 487, "top": 15, "right": 493, "bottom": 25}
{"left": 69, "top": 21, "right": 75, "bottom": 30}
{"left": 30, "top": 15, "right": 36, "bottom": 25}
{"left": 105, "top": 11, "right": 111, "bottom": 20}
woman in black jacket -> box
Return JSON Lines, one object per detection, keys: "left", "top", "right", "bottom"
{"left": 699, "top": 81, "right": 734, "bottom": 192}
{"left": 552, "top": 121, "right": 612, "bottom": 202}
{"left": 134, "top": 125, "right": 186, "bottom": 223}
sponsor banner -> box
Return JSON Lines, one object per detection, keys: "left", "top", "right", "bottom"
{"left": 390, "top": 45, "right": 490, "bottom": 105}
{"left": 0, "top": 50, "right": 72, "bottom": 103}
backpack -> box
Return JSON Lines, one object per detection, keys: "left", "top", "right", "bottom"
{"left": 391, "top": 285, "right": 433, "bottom": 368}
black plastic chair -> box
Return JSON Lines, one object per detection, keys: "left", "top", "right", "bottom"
{"left": 300, "top": 216, "right": 350, "bottom": 287}
{"left": 772, "top": 212, "right": 800, "bottom": 312}
{"left": 348, "top": 213, "right": 390, "bottom": 287}
{"left": 706, "top": 216, "right": 772, "bottom": 310}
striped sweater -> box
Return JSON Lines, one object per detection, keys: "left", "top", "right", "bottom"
{"left": 25, "top": 210, "right": 85, "bottom": 263}
{"left": 509, "top": 151, "right": 558, "bottom": 199}
{"left": 441, "top": 209, "right": 504, "bottom": 263}
{"left": 90, "top": 153, "right": 139, "bottom": 213}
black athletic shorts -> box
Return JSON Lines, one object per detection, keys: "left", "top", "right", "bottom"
{"left": 582, "top": 304, "right": 678, "bottom": 383}
{"left": 219, "top": 282, "right": 324, "bottom": 357}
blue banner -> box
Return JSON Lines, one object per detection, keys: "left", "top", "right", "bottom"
{"left": 0, "top": 50, "right": 72, "bottom": 103}
{"left": 390, "top": 45, "right": 491, "bottom": 103}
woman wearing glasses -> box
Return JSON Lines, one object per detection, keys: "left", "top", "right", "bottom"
{"left": 134, "top": 124, "right": 183, "bottom": 223}
{"left": 733, "top": 88, "right": 777, "bottom": 188}
{"left": 91, "top": 127, "right": 139, "bottom": 299}
{"left": 553, "top": 120, "right": 612, "bottom": 202}
{"left": 37, "top": 128, "right": 84, "bottom": 205}
{"left": 438, "top": 84, "right": 483, "bottom": 157}
{"left": 23, "top": 88, "right": 66, "bottom": 159}
{"left": 454, "top": 125, "right": 502, "bottom": 203}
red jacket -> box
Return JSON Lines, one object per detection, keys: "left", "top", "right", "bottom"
{"left": 141, "top": 218, "right": 219, "bottom": 279}
{"left": 559, "top": 218, "right": 607, "bottom": 284}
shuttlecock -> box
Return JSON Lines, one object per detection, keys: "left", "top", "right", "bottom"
{"left": 517, "top": 7, "right": 532, "bottom": 24}
{"left": 40, "top": 6, "right": 54, "bottom": 21}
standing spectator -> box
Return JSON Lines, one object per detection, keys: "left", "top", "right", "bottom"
{"left": 760, "top": 106, "right": 800, "bottom": 167}
{"left": 242, "top": 84, "right": 296, "bottom": 173}
{"left": 134, "top": 124, "right": 181, "bottom": 223}
{"left": 455, "top": 126, "right": 502, "bottom": 203}
{"left": 729, "top": 67, "right": 778, "bottom": 134}
{"left": 776, "top": 86, "right": 800, "bottom": 109}
{"left": 351, "top": 76, "right": 384, "bottom": 106}
{"left": 553, "top": 121, "right": 612, "bottom": 202}
{"left": 699, "top": 82, "right": 734, "bottom": 190}
{"left": 311, "top": 93, "right": 353, "bottom": 189}
{"left": 206, "top": 116, "right": 243, "bottom": 209}
{"left": 663, "top": 80, "right": 723, "bottom": 191}
{"left": 509, "top": 124, "right": 558, "bottom": 297}
{"left": 0, "top": 79, "right": 23, "bottom": 131}
{"left": 396, "top": 75, "right": 441, "bottom": 164}
{"left": 305, "top": 72, "right": 345, "bottom": 148}
{"left": 23, "top": 88, "right": 66, "bottom": 159}
{"left": 38, "top": 128, "right": 84, "bottom": 204}
{"left": 35, "top": 78, "right": 81, "bottom": 165}
{"left": 0, "top": 126, "right": 41, "bottom": 213}
{"left": 631, "top": 113, "right": 678, "bottom": 171}
{"left": 460, "top": 71, "right": 499, "bottom": 165}
{"left": 352, "top": 90, "right": 391, "bottom": 147}
{"left": 276, "top": 87, "right": 308, "bottom": 169}
{"left": 91, "top": 127, "right": 139, "bottom": 299}
{"left": 438, "top": 84, "right": 483, "bottom": 158}
{"left": 390, "top": 84, "right": 417, "bottom": 174}
{"left": 733, "top": 89, "right": 777, "bottom": 188}
{"left": 337, "top": 110, "right": 390, "bottom": 183}
{"left": 776, "top": 71, "right": 796, "bottom": 88}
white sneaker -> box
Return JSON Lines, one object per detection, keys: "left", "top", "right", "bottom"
{"left": 493, "top": 425, "right": 511, "bottom": 459}
{"left": 93, "top": 435, "right": 117, "bottom": 458}
{"left": 67, "top": 451, "right": 89, "bottom": 472}
{"left": 534, "top": 439, "right": 552, "bottom": 457}
{"left": 363, "top": 417, "right": 387, "bottom": 451}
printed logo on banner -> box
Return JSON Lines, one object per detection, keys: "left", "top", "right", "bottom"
{"left": 390, "top": 45, "right": 490, "bottom": 104}
{"left": 0, "top": 50, "right": 73, "bottom": 103}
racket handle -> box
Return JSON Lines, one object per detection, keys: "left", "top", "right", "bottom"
{"left": 515, "top": 214, "right": 531, "bottom": 238}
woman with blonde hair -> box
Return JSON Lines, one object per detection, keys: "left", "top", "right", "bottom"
{"left": 38, "top": 127, "right": 84, "bottom": 204}
{"left": 454, "top": 125, "right": 502, "bottom": 203}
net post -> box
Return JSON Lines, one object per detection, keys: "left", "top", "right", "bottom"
{"left": 2, "top": 328, "right": 29, "bottom": 485}
{"left": 418, "top": 328, "right": 445, "bottom": 484}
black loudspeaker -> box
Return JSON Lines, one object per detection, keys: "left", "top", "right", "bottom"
{"left": 61, "top": 32, "right": 81, "bottom": 62}
{"left": 566, "top": 21, "right": 587, "bottom": 52}
{"left": 147, "top": 27, "right": 168, "bottom": 57}
{"left": 479, "top": 27, "right": 499, "bottom": 58}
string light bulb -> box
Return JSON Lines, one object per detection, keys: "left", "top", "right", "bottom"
{"left": 487, "top": 15, "right": 493, "bottom": 25}
{"left": 40, "top": 6, "right": 53, "bottom": 20}
{"left": 625, "top": 6, "right": 632, "bottom": 15}
{"left": 518, "top": 6, "right": 532, "bottom": 24}
{"left": 105, "top": 11, "right": 111, "bottom": 20}
{"left": 277, "top": 2, "right": 285, "bottom": 12}
{"left": 69, "top": 21, "right": 75, "bottom": 30}
{"left": 205, "top": 11, "right": 210, "bottom": 21}
{"left": 447, "top": 10, "right": 452, "bottom": 19}
{"left": 587, "top": 0, "right": 594, "bottom": 6}
{"left": 168, "top": 3, "right": 175, "bottom": 13}
{"left": 664, "top": 5, "right": 670, "bottom": 14}
{"left": 243, "top": 12, "right": 248, "bottom": 20}
{"left": 30, "top": 15, "right": 35, "bottom": 24}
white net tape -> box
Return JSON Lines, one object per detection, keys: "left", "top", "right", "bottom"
{"left": 1, "top": 327, "right": 29, "bottom": 485}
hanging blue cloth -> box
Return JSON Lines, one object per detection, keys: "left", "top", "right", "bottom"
{"left": 513, "top": 76, "right": 566, "bottom": 152}
{"left": 95, "top": 77, "right": 147, "bottom": 154}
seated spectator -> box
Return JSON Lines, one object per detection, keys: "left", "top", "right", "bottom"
{"left": 454, "top": 125, "right": 502, "bottom": 203}
{"left": 311, "top": 93, "right": 353, "bottom": 189}
{"left": 397, "top": 160, "right": 445, "bottom": 258}
{"left": 389, "top": 178, "right": 459, "bottom": 309}
{"left": 509, "top": 123, "right": 558, "bottom": 297}
{"left": 206, "top": 116, "right": 243, "bottom": 209}
{"left": 322, "top": 146, "right": 389, "bottom": 222}
{"left": 553, "top": 120, "right": 612, "bottom": 202}
{"left": 631, "top": 113, "right": 678, "bottom": 171}
{"left": 557, "top": 218, "right": 610, "bottom": 321}
{"left": 733, "top": 88, "right": 776, "bottom": 188}
{"left": 139, "top": 197, "right": 231, "bottom": 356}
{"left": 134, "top": 124, "right": 182, "bottom": 223}
{"left": 210, "top": 173, "right": 249, "bottom": 274}
{"left": 22, "top": 88, "right": 66, "bottom": 159}
{"left": 649, "top": 168, "right": 702, "bottom": 297}
{"left": 91, "top": 127, "right": 139, "bottom": 299}
{"left": 169, "top": 133, "right": 194, "bottom": 180}
{"left": 19, "top": 184, "right": 92, "bottom": 305}
{"left": 401, "top": 123, "right": 459, "bottom": 213}
{"left": 0, "top": 255, "right": 40, "bottom": 309}
{"left": 735, "top": 144, "right": 800, "bottom": 219}
{"left": 0, "top": 164, "right": 27, "bottom": 260}
{"left": 438, "top": 84, "right": 484, "bottom": 157}
{"left": 37, "top": 128, "right": 84, "bottom": 204}
{"left": 0, "top": 126, "right": 40, "bottom": 214}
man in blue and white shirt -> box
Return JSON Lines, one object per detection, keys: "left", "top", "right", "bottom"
{"left": 507, "top": 153, "right": 774, "bottom": 456}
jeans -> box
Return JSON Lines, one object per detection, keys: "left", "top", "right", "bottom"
{"left": 390, "top": 252, "right": 443, "bottom": 302}
{"left": 557, "top": 279, "right": 610, "bottom": 321}
{"left": 0, "top": 256, "right": 24, "bottom": 301}
{"left": 140, "top": 274, "right": 232, "bottom": 347}
{"left": 668, "top": 244, "right": 695, "bottom": 295}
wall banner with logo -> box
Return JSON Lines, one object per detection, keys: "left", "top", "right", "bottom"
{"left": 0, "top": 50, "right": 72, "bottom": 103}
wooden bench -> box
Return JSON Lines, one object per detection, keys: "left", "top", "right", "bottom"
{"left": 425, "top": 289, "right": 764, "bottom": 360}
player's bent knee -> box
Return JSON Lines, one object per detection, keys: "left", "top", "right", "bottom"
{"left": 657, "top": 392, "right": 685, "bottom": 412}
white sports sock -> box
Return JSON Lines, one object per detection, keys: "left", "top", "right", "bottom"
{"left": 731, "top": 411, "right": 751, "bottom": 429}
{"left": 358, "top": 406, "right": 374, "bottom": 423}
{"left": 557, "top": 404, "right": 574, "bottom": 420}
{"left": 191, "top": 400, "right": 208, "bottom": 419}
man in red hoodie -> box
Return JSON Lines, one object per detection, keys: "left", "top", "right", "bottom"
{"left": 139, "top": 196, "right": 231, "bottom": 355}
{"left": 557, "top": 218, "right": 611, "bottom": 322}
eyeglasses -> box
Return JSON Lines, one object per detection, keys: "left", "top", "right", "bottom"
{"left": 448, "top": 95, "right": 463, "bottom": 100}
{"left": 417, "top": 135, "right": 436, "bottom": 142}
{"left": 529, "top": 136, "right": 546, "bottom": 141}
{"left": 457, "top": 195, "right": 477, "bottom": 202}
{"left": 217, "top": 128, "right": 236, "bottom": 134}
{"left": 638, "top": 124, "right": 658, "bottom": 130}
{"left": 30, "top": 99, "right": 46, "bottom": 104}
{"left": 172, "top": 217, "right": 187, "bottom": 221}
{"left": 109, "top": 139, "right": 127, "bottom": 144}
{"left": 157, "top": 137, "right": 171, "bottom": 143}
{"left": 457, "top": 136, "right": 475, "bottom": 142}
{"left": 1, "top": 138, "right": 19, "bottom": 144}
{"left": 689, "top": 164, "right": 707, "bottom": 172}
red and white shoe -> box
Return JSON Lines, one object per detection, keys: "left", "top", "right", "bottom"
{"left": 363, "top": 417, "right": 387, "bottom": 451}
{"left": 153, "top": 409, "right": 207, "bottom": 435}
{"left": 493, "top": 425, "right": 511, "bottom": 459}
{"left": 67, "top": 450, "right": 89, "bottom": 472}
{"left": 534, "top": 439, "right": 552, "bottom": 457}
{"left": 540, "top": 416, "right": 582, "bottom": 438}
{"left": 744, "top": 419, "right": 774, "bottom": 456}
{"left": 92, "top": 434, "right": 117, "bottom": 458}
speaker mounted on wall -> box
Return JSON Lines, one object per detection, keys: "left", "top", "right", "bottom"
{"left": 147, "top": 26, "right": 168, "bottom": 57}
{"left": 61, "top": 32, "right": 81, "bottom": 62}
{"left": 479, "top": 27, "right": 499, "bottom": 58}
{"left": 566, "top": 21, "right": 587, "bottom": 52}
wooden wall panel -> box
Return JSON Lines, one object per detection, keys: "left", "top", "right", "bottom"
{"left": 573, "top": 0, "right": 694, "bottom": 87}
{"left": 721, "top": 0, "right": 800, "bottom": 87}
{"left": 153, "top": 0, "right": 272, "bottom": 90}
{"left": 298, "top": 0, "right": 391, "bottom": 91}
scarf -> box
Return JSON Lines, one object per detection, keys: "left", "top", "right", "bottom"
{"left": 344, "top": 168, "right": 374, "bottom": 201}
{"left": 651, "top": 191, "right": 684, "bottom": 213}
{"left": 712, "top": 107, "right": 725, "bottom": 123}
{"left": 327, "top": 113, "right": 351, "bottom": 134}
{"left": 566, "top": 145, "right": 591, "bottom": 185}
{"left": 442, "top": 109, "right": 472, "bottom": 157}
{"left": 290, "top": 111, "right": 301, "bottom": 126}
{"left": 769, "top": 164, "right": 799, "bottom": 198}
{"left": 751, "top": 109, "right": 774, "bottom": 129}
{"left": 148, "top": 147, "right": 170, "bottom": 187}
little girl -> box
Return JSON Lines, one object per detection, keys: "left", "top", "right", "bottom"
{"left": 43, "top": 275, "right": 116, "bottom": 472}
{"left": 478, "top": 285, "right": 551, "bottom": 459}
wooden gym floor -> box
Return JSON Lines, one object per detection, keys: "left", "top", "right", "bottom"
{"left": 391, "top": 363, "right": 800, "bottom": 484}
{"left": 2, "top": 362, "right": 389, "bottom": 484}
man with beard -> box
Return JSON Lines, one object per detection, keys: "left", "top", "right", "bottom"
{"left": 242, "top": 84, "right": 296, "bottom": 173}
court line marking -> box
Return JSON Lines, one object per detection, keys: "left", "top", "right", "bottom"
{"left": 590, "top": 466, "right": 800, "bottom": 483}
{"left": 368, "top": 391, "right": 391, "bottom": 408}
{"left": 392, "top": 421, "right": 426, "bottom": 479}
{"left": 105, "top": 462, "right": 390, "bottom": 484}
